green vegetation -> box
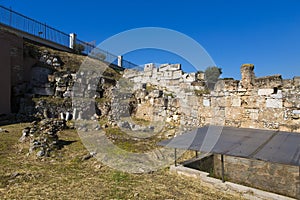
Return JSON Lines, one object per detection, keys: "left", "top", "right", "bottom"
{"left": 145, "top": 84, "right": 156, "bottom": 92}
{"left": 104, "top": 127, "right": 156, "bottom": 152}
{"left": 32, "top": 96, "right": 67, "bottom": 104}
{"left": 164, "top": 92, "right": 175, "bottom": 98}
{"left": 73, "top": 43, "right": 85, "bottom": 55}
{"left": 111, "top": 171, "right": 130, "bottom": 182}
{"left": 95, "top": 97, "right": 109, "bottom": 104}
{"left": 131, "top": 116, "right": 151, "bottom": 126}
{"left": 194, "top": 88, "right": 210, "bottom": 96}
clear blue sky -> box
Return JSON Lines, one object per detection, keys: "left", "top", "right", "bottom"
{"left": 1, "top": 0, "right": 300, "bottom": 79}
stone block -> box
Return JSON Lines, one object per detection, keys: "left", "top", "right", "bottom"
{"left": 163, "top": 71, "right": 173, "bottom": 79}
{"left": 258, "top": 88, "right": 274, "bottom": 96}
{"left": 172, "top": 70, "right": 183, "bottom": 79}
{"left": 196, "top": 72, "right": 205, "bottom": 80}
{"left": 158, "top": 64, "right": 170, "bottom": 72}
{"left": 144, "top": 63, "right": 155, "bottom": 72}
{"left": 225, "top": 107, "right": 243, "bottom": 120}
{"left": 255, "top": 75, "right": 282, "bottom": 88}
{"left": 231, "top": 97, "right": 241, "bottom": 107}
{"left": 271, "top": 90, "right": 282, "bottom": 98}
{"left": 247, "top": 108, "right": 259, "bottom": 120}
{"left": 292, "top": 110, "right": 300, "bottom": 114}
{"left": 168, "top": 64, "right": 181, "bottom": 71}
{"left": 182, "top": 73, "right": 196, "bottom": 83}
{"left": 203, "top": 99, "right": 210, "bottom": 107}
{"left": 266, "top": 98, "right": 283, "bottom": 108}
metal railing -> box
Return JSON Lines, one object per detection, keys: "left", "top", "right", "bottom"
{"left": 76, "top": 38, "right": 118, "bottom": 65}
{"left": 122, "top": 59, "right": 140, "bottom": 69}
{"left": 0, "top": 5, "right": 70, "bottom": 47}
{"left": 0, "top": 5, "right": 138, "bottom": 69}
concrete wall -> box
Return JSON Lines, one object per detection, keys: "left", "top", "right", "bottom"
{"left": 0, "top": 29, "right": 24, "bottom": 114}
{"left": 0, "top": 28, "right": 39, "bottom": 114}
{"left": 213, "top": 154, "right": 299, "bottom": 198}
{"left": 0, "top": 32, "right": 12, "bottom": 114}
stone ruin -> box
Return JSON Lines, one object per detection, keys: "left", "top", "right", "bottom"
{"left": 123, "top": 63, "right": 204, "bottom": 91}
{"left": 121, "top": 63, "right": 300, "bottom": 132}
{"left": 120, "top": 63, "right": 300, "bottom": 199}
{"left": 19, "top": 119, "right": 66, "bottom": 157}
{"left": 14, "top": 48, "right": 300, "bottom": 158}
{"left": 7, "top": 42, "right": 299, "bottom": 197}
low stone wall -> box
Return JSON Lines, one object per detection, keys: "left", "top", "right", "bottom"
{"left": 213, "top": 154, "right": 299, "bottom": 198}
{"left": 170, "top": 164, "right": 296, "bottom": 200}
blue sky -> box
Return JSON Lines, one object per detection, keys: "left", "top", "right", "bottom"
{"left": 1, "top": 0, "right": 300, "bottom": 79}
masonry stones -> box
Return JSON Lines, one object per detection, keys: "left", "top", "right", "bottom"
{"left": 121, "top": 63, "right": 300, "bottom": 132}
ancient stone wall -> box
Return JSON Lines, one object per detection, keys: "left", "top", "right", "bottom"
{"left": 124, "top": 63, "right": 300, "bottom": 133}
{"left": 123, "top": 63, "right": 300, "bottom": 198}
{"left": 123, "top": 63, "right": 206, "bottom": 129}
{"left": 200, "top": 65, "right": 300, "bottom": 132}
{"left": 213, "top": 154, "right": 299, "bottom": 198}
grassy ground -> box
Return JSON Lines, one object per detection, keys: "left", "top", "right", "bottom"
{"left": 0, "top": 123, "right": 245, "bottom": 200}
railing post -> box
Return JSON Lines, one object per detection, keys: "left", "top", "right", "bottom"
{"left": 174, "top": 148, "right": 177, "bottom": 166}
{"left": 221, "top": 154, "right": 225, "bottom": 183}
{"left": 44, "top": 23, "right": 47, "bottom": 39}
{"left": 69, "top": 33, "right": 77, "bottom": 49}
{"left": 118, "top": 55, "right": 123, "bottom": 67}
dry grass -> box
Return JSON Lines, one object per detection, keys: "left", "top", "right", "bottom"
{"left": 0, "top": 123, "right": 245, "bottom": 200}
{"left": 24, "top": 42, "right": 122, "bottom": 81}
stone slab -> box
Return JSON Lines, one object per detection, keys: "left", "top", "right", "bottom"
{"left": 292, "top": 110, "right": 300, "bottom": 114}
{"left": 258, "top": 88, "right": 274, "bottom": 96}
{"left": 203, "top": 99, "right": 210, "bottom": 107}
{"left": 231, "top": 97, "right": 241, "bottom": 107}
{"left": 266, "top": 98, "right": 283, "bottom": 108}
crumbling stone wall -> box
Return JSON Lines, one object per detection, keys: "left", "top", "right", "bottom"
{"left": 201, "top": 64, "right": 300, "bottom": 132}
{"left": 124, "top": 63, "right": 300, "bottom": 133}
{"left": 122, "top": 63, "right": 206, "bottom": 129}
{"left": 123, "top": 63, "right": 300, "bottom": 198}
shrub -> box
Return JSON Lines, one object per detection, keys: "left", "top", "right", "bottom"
{"left": 73, "top": 43, "right": 85, "bottom": 54}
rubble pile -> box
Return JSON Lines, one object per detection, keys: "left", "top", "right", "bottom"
{"left": 20, "top": 119, "right": 66, "bottom": 157}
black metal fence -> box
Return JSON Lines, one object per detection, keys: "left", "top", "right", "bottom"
{"left": 0, "top": 5, "right": 70, "bottom": 47}
{"left": 76, "top": 39, "right": 139, "bottom": 68}
{"left": 0, "top": 5, "right": 138, "bottom": 69}
{"left": 76, "top": 38, "right": 119, "bottom": 65}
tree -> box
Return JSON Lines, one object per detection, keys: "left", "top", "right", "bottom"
{"left": 204, "top": 66, "right": 222, "bottom": 90}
